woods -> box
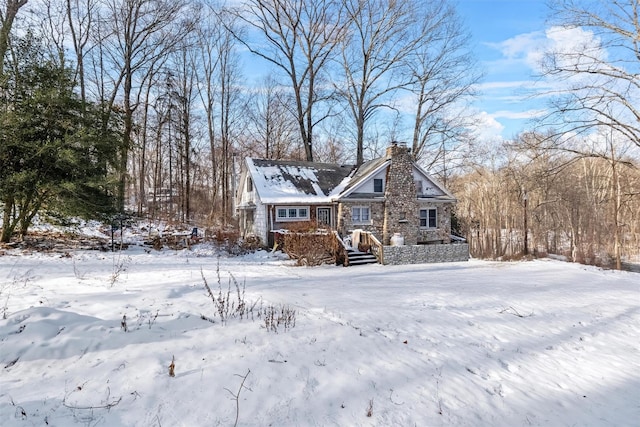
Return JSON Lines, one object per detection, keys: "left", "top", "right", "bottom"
{"left": 452, "top": 136, "right": 640, "bottom": 267}
{"left": 0, "top": 0, "right": 638, "bottom": 268}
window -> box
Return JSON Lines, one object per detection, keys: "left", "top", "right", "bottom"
{"left": 373, "top": 178, "right": 383, "bottom": 193}
{"left": 352, "top": 206, "right": 370, "bottom": 223}
{"left": 247, "top": 177, "right": 253, "bottom": 192}
{"left": 420, "top": 208, "right": 437, "bottom": 228}
{"left": 415, "top": 180, "right": 422, "bottom": 195}
{"left": 276, "top": 206, "right": 310, "bottom": 221}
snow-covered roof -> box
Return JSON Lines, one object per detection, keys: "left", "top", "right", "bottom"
{"left": 247, "top": 158, "right": 355, "bottom": 204}
{"left": 245, "top": 154, "right": 456, "bottom": 204}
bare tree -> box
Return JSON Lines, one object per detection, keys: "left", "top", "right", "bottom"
{"left": 540, "top": 0, "right": 640, "bottom": 149}
{"left": 146, "top": 77, "right": 173, "bottom": 220}
{"left": 453, "top": 140, "right": 640, "bottom": 268}
{"left": 98, "top": 0, "right": 187, "bottom": 212}
{"left": 217, "top": 9, "right": 244, "bottom": 225}
{"left": 159, "top": 18, "right": 202, "bottom": 223}
{"left": 36, "top": 0, "right": 67, "bottom": 64}
{"left": 66, "top": 0, "right": 97, "bottom": 103}
{"left": 133, "top": 53, "right": 169, "bottom": 216}
{"left": 337, "top": 0, "right": 421, "bottom": 166}
{"left": 0, "top": 0, "right": 28, "bottom": 76}
{"left": 520, "top": 0, "right": 640, "bottom": 269}
{"left": 194, "top": 6, "right": 244, "bottom": 225}
{"left": 513, "top": 129, "right": 638, "bottom": 269}
{"left": 244, "top": 75, "right": 299, "bottom": 159}
{"left": 232, "top": 0, "right": 345, "bottom": 162}
{"left": 405, "top": 1, "right": 479, "bottom": 165}
{"left": 175, "top": 48, "right": 197, "bottom": 222}
{"left": 194, "top": 3, "right": 222, "bottom": 223}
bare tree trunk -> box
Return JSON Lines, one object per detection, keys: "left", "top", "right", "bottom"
{"left": 610, "top": 142, "right": 623, "bottom": 270}
{"left": 215, "top": 11, "right": 242, "bottom": 225}
{"left": 100, "top": 0, "right": 186, "bottom": 213}
{"left": 1, "top": 195, "right": 16, "bottom": 243}
{"left": 0, "top": 0, "right": 28, "bottom": 76}
{"left": 407, "top": 2, "right": 478, "bottom": 165}
{"left": 232, "top": 0, "right": 345, "bottom": 162}
{"left": 339, "top": 0, "right": 422, "bottom": 165}
{"left": 65, "top": 0, "right": 95, "bottom": 104}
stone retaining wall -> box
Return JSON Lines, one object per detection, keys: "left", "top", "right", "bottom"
{"left": 382, "top": 243, "right": 469, "bottom": 265}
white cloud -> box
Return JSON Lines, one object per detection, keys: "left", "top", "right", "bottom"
{"left": 545, "top": 26, "right": 606, "bottom": 62}
{"left": 475, "top": 80, "right": 536, "bottom": 91}
{"left": 491, "top": 109, "right": 546, "bottom": 120}
{"left": 486, "top": 30, "right": 547, "bottom": 70}
{"left": 467, "top": 109, "right": 547, "bottom": 143}
{"left": 472, "top": 111, "right": 505, "bottom": 142}
{"left": 486, "top": 26, "right": 604, "bottom": 76}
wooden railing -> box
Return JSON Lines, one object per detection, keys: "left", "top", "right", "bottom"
{"left": 360, "top": 231, "right": 384, "bottom": 264}
{"left": 332, "top": 230, "right": 383, "bottom": 265}
{"left": 332, "top": 230, "right": 350, "bottom": 266}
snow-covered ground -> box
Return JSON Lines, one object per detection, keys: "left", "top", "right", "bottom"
{"left": 0, "top": 245, "right": 638, "bottom": 426}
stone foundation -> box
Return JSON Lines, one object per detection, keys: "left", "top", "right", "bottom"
{"left": 382, "top": 243, "right": 469, "bottom": 265}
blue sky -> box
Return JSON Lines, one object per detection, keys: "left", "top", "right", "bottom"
{"left": 456, "top": 0, "right": 550, "bottom": 140}
{"left": 240, "top": 0, "right": 557, "bottom": 143}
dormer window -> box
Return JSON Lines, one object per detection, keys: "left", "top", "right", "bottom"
{"left": 373, "top": 178, "right": 383, "bottom": 193}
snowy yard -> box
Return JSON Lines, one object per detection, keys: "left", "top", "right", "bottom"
{"left": 1, "top": 246, "right": 638, "bottom": 426}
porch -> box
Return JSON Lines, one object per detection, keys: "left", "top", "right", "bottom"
{"left": 334, "top": 229, "right": 469, "bottom": 266}
{"left": 274, "top": 228, "right": 469, "bottom": 266}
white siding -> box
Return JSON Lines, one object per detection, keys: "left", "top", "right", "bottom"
{"left": 412, "top": 168, "right": 444, "bottom": 196}
{"left": 253, "top": 199, "right": 268, "bottom": 245}
{"left": 352, "top": 170, "right": 387, "bottom": 194}
{"left": 240, "top": 176, "right": 256, "bottom": 206}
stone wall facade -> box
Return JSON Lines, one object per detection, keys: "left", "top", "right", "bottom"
{"left": 382, "top": 243, "right": 469, "bottom": 265}
{"left": 416, "top": 201, "right": 453, "bottom": 244}
{"left": 337, "top": 200, "right": 385, "bottom": 237}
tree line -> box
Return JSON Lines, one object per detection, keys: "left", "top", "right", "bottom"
{"left": 453, "top": 131, "right": 639, "bottom": 269}
{"left": 456, "top": 0, "right": 640, "bottom": 269}
{"left": 0, "top": 0, "right": 638, "bottom": 268}
{"left": 0, "top": 0, "right": 478, "bottom": 233}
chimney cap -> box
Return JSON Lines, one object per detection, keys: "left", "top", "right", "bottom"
{"left": 391, "top": 140, "right": 407, "bottom": 147}
{"left": 387, "top": 141, "right": 411, "bottom": 158}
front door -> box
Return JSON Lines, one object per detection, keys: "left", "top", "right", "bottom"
{"left": 317, "top": 207, "right": 331, "bottom": 227}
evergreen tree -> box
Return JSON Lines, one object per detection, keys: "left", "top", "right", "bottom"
{"left": 0, "top": 34, "right": 120, "bottom": 242}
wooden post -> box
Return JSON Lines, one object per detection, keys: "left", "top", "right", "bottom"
{"left": 523, "top": 190, "right": 528, "bottom": 256}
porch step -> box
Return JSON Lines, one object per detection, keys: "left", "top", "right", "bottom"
{"left": 346, "top": 249, "right": 378, "bottom": 266}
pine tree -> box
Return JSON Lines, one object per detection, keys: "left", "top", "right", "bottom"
{"left": 0, "top": 34, "right": 120, "bottom": 242}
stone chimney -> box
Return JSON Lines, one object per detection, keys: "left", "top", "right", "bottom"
{"left": 383, "top": 142, "right": 419, "bottom": 245}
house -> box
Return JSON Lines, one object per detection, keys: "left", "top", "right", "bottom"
{"left": 235, "top": 142, "right": 469, "bottom": 264}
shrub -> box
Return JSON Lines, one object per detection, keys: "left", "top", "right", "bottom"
{"left": 262, "top": 304, "right": 296, "bottom": 333}
{"left": 282, "top": 231, "right": 336, "bottom": 266}
{"left": 205, "top": 227, "right": 259, "bottom": 255}
{"left": 200, "top": 266, "right": 297, "bottom": 333}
